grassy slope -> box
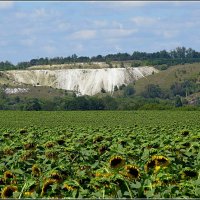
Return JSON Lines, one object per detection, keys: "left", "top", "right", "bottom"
{"left": 134, "top": 63, "right": 200, "bottom": 95}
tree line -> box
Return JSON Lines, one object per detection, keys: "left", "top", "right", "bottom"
{"left": 1, "top": 79, "right": 200, "bottom": 111}
{"left": 1, "top": 47, "right": 200, "bottom": 71}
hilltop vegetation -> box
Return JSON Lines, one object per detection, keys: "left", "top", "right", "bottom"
{"left": 1, "top": 47, "right": 200, "bottom": 71}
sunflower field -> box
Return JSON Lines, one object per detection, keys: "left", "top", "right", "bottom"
{"left": 0, "top": 111, "right": 200, "bottom": 198}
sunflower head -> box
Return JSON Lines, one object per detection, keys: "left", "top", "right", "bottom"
{"left": 145, "top": 159, "right": 156, "bottom": 172}
{"left": 3, "top": 133, "right": 10, "bottom": 138}
{"left": 181, "top": 169, "right": 198, "bottom": 179}
{"left": 19, "top": 129, "right": 28, "bottom": 134}
{"left": 32, "top": 164, "right": 41, "bottom": 177}
{"left": 93, "top": 135, "right": 104, "bottom": 144}
{"left": 4, "top": 171, "right": 14, "bottom": 180}
{"left": 146, "top": 155, "right": 169, "bottom": 173}
{"left": 98, "top": 145, "right": 108, "bottom": 155}
{"left": 181, "top": 130, "right": 190, "bottom": 136}
{"left": 109, "top": 156, "right": 125, "bottom": 169}
{"left": 57, "top": 139, "right": 65, "bottom": 146}
{"left": 0, "top": 178, "right": 5, "bottom": 185}
{"left": 50, "top": 171, "right": 63, "bottom": 183}
{"left": 1, "top": 185, "right": 18, "bottom": 198}
{"left": 153, "top": 155, "right": 169, "bottom": 167}
{"left": 20, "top": 150, "right": 35, "bottom": 161}
{"left": 45, "top": 150, "right": 58, "bottom": 160}
{"left": 24, "top": 141, "right": 36, "bottom": 150}
{"left": 3, "top": 147, "right": 14, "bottom": 156}
{"left": 45, "top": 141, "right": 56, "bottom": 148}
{"left": 125, "top": 165, "right": 140, "bottom": 179}
{"left": 41, "top": 179, "right": 57, "bottom": 196}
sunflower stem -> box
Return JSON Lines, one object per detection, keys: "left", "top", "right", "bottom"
{"left": 18, "top": 182, "right": 27, "bottom": 199}
{"left": 124, "top": 180, "right": 133, "bottom": 198}
{"left": 102, "top": 187, "right": 105, "bottom": 199}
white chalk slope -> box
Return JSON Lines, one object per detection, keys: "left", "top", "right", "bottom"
{"left": 4, "top": 67, "right": 158, "bottom": 95}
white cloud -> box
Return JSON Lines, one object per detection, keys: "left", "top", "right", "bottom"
{"left": 57, "top": 21, "right": 71, "bottom": 31}
{"left": 70, "top": 30, "right": 96, "bottom": 40}
{"left": 30, "top": 8, "right": 60, "bottom": 20}
{"left": 0, "top": 1, "right": 14, "bottom": 9}
{"left": 155, "top": 30, "right": 179, "bottom": 39}
{"left": 100, "top": 28, "right": 138, "bottom": 38}
{"left": 32, "top": 8, "right": 47, "bottom": 18}
{"left": 92, "top": 20, "right": 108, "bottom": 28}
{"left": 131, "top": 17, "right": 158, "bottom": 26}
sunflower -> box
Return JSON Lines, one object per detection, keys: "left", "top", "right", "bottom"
{"left": 4, "top": 171, "right": 14, "bottom": 180}
{"left": 32, "top": 164, "right": 41, "bottom": 177}
{"left": 45, "top": 141, "right": 55, "bottom": 148}
{"left": 181, "top": 169, "right": 198, "bottom": 179}
{"left": 41, "top": 179, "right": 57, "bottom": 196}
{"left": 20, "top": 150, "right": 36, "bottom": 161}
{"left": 145, "top": 155, "right": 169, "bottom": 173}
{"left": 144, "top": 159, "right": 156, "bottom": 172}
{"left": 50, "top": 171, "right": 63, "bottom": 183}
{"left": 98, "top": 145, "right": 108, "bottom": 155}
{"left": 124, "top": 165, "right": 140, "bottom": 179}
{"left": 24, "top": 141, "right": 36, "bottom": 150}
{"left": 93, "top": 135, "right": 104, "bottom": 144}
{"left": 57, "top": 139, "right": 65, "bottom": 145}
{"left": 153, "top": 155, "right": 169, "bottom": 167}
{"left": 1, "top": 185, "right": 17, "bottom": 198}
{"left": 0, "top": 178, "right": 5, "bottom": 185}
{"left": 181, "top": 130, "right": 190, "bottom": 136}
{"left": 45, "top": 150, "right": 58, "bottom": 160}
{"left": 3, "top": 148, "right": 14, "bottom": 156}
{"left": 109, "top": 156, "right": 125, "bottom": 169}
{"left": 24, "top": 183, "right": 39, "bottom": 197}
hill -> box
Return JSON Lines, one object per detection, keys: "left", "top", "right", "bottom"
{"left": 2, "top": 66, "right": 157, "bottom": 96}
{"left": 134, "top": 63, "right": 200, "bottom": 95}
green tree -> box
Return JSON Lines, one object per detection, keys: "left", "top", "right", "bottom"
{"left": 175, "top": 96, "right": 183, "bottom": 107}
{"left": 123, "top": 85, "right": 135, "bottom": 97}
{"left": 142, "top": 84, "right": 162, "bottom": 98}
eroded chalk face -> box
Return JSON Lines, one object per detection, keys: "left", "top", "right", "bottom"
{"left": 4, "top": 67, "right": 158, "bottom": 96}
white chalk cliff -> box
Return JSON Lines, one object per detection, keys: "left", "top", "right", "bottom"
{"left": 4, "top": 67, "right": 158, "bottom": 95}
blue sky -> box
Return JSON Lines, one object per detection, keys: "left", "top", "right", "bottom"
{"left": 0, "top": 1, "right": 200, "bottom": 64}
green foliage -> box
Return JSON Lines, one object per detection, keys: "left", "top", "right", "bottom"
{"left": 123, "top": 85, "right": 135, "bottom": 97}
{"left": 142, "top": 84, "right": 163, "bottom": 98}
{"left": 175, "top": 96, "right": 183, "bottom": 107}
{"left": 170, "top": 80, "right": 200, "bottom": 97}
{"left": 2, "top": 47, "right": 200, "bottom": 70}
{"left": 0, "top": 111, "right": 199, "bottom": 198}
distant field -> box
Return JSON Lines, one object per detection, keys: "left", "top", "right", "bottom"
{"left": 0, "top": 111, "right": 199, "bottom": 198}
{"left": 0, "top": 110, "right": 200, "bottom": 129}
